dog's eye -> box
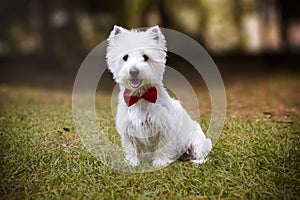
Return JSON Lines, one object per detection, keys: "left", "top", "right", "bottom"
{"left": 143, "top": 55, "right": 149, "bottom": 61}
{"left": 123, "top": 55, "right": 128, "bottom": 61}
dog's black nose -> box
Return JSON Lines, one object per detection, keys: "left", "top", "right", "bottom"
{"left": 129, "top": 67, "right": 139, "bottom": 78}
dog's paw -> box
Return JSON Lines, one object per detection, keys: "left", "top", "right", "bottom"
{"left": 191, "top": 157, "right": 209, "bottom": 164}
{"left": 125, "top": 155, "right": 139, "bottom": 167}
{"left": 152, "top": 157, "right": 173, "bottom": 168}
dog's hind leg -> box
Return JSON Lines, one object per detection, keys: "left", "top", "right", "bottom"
{"left": 190, "top": 134, "right": 212, "bottom": 164}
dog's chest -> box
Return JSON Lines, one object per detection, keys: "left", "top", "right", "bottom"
{"left": 126, "top": 101, "right": 167, "bottom": 138}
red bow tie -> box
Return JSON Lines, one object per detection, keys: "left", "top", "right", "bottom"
{"left": 123, "top": 87, "right": 157, "bottom": 107}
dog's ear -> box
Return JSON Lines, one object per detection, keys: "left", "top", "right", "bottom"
{"left": 107, "top": 26, "right": 128, "bottom": 78}
{"left": 147, "top": 25, "right": 166, "bottom": 47}
{"left": 109, "top": 25, "right": 128, "bottom": 39}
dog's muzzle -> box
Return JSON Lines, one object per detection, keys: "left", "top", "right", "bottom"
{"left": 129, "top": 67, "right": 142, "bottom": 88}
{"left": 129, "top": 67, "right": 139, "bottom": 78}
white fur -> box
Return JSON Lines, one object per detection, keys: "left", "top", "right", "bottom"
{"left": 106, "top": 25, "right": 212, "bottom": 167}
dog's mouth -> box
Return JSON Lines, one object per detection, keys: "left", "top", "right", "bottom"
{"left": 130, "top": 79, "right": 143, "bottom": 88}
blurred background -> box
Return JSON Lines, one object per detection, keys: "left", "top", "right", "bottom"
{"left": 0, "top": 0, "right": 299, "bottom": 90}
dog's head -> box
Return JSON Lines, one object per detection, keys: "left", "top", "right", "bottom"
{"left": 106, "top": 25, "right": 167, "bottom": 90}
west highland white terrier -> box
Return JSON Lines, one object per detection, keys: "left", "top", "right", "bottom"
{"left": 106, "top": 25, "right": 212, "bottom": 167}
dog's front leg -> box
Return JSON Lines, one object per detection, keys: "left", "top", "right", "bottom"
{"left": 121, "top": 134, "right": 139, "bottom": 167}
{"left": 152, "top": 134, "right": 174, "bottom": 167}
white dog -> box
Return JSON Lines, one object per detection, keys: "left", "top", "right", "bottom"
{"left": 106, "top": 25, "right": 212, "bottom": 167}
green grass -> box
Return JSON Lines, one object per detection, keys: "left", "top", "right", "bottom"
{"left": 0, "top": 85, "right": 299, "bottom": 199}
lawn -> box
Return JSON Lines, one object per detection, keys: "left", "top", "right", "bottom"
{"left": 0, "top": 73, "right": 299, "bottom": 199}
